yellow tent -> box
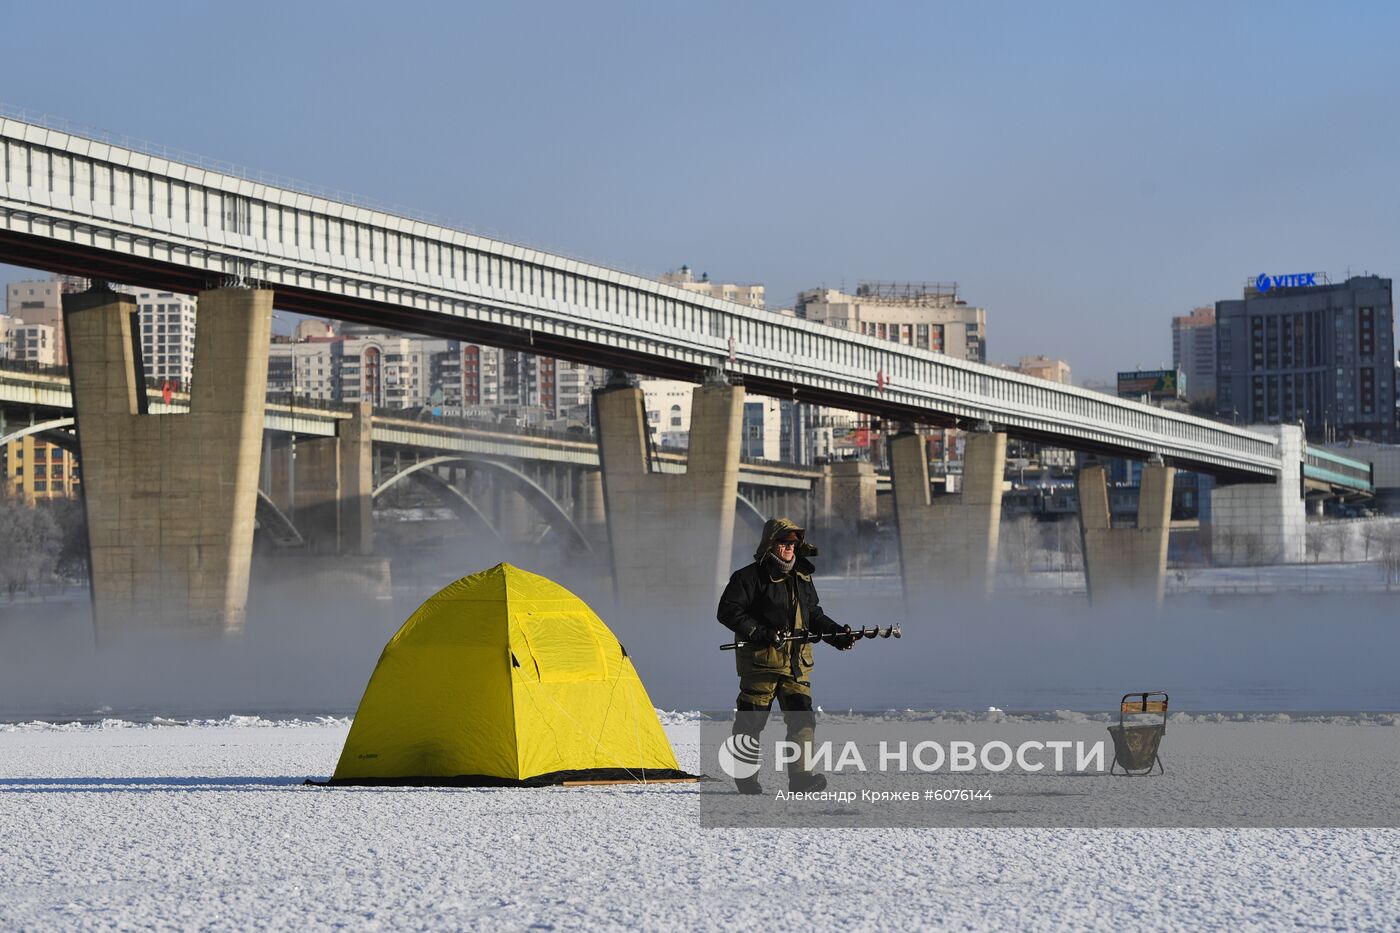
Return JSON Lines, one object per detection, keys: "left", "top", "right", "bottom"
{"left": 329, "top": 563, "right": 687, "bottom": 786}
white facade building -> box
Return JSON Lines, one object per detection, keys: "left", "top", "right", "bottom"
{"left": 641, "top": 379, "right": 695, "bottom": 449}
{"left": 9, "top": 322, "right": 56, "bottom": 365}
{"left": 6, "top": 277, "right": 69, "bottom": 365}
{"left": 797, "top": 282, "right": 987, "bottom": 362}
{"left": 268, "top": 324, "right": 463, "bottom": 411}
{"left": 135, "top": 289, "right": 198, "bottom": 389}
{"left": 659, "top": 265, "right": 764, "bottom": 310}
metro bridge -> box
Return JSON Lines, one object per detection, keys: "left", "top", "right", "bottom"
{"left": 0, "top": 110, "right": 1373, "bottom": 629}
{"left": 0, "top": 109, "right": 1282, "bottom": 478}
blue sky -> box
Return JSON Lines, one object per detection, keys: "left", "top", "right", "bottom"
{"left": 3, "top": 1, "right": 1397, "bottom": 382}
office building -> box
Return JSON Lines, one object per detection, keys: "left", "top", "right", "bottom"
{"left": 1172, "top": 306, "right": 1216, "bottom": 402}
{"left": 3, "top": 436, "right": 80, "bottom": 503}
{"left": 796, "top": 281, "right": 986, "bottom": 362}
{"left": 1216, "top": 274, "right": 1394, "bottom": 442}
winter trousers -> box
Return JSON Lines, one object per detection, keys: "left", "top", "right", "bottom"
{"left": 733, "top": 672, "right": 817, "bottom": 778}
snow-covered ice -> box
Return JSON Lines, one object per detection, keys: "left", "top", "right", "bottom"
{"left": 2, "top": 716, "right": 1398, "bottom": 931}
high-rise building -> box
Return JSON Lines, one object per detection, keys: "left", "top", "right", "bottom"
{"left": 1172, "top": 306, "right": 1216, "bottom": 402}
{"left": 268, "top": 329, "right": 461, "bottom": 410}
{"left": 462, "top": 344, "right": 501, "bottom": 408}
{"left": 555, "top": 359, "right": 600, "bottom": 421}
{"left": 796, "top": 282, "right": 987, "bottom": 363}
{"left": 1215, "top": 274, "right": 1394, "bottom": 442}
{"left": 8, "top": 323, "right": 57, "bottom": 365}
{"left": 134, "top": 289, "right": 198, "bottom": 389}
{"left": 3, "top": 436, "right": 80, "bottom": 503}
{"left": 742, "top": 398, "right": 784, "bottom": 461}
{"left": 659, "top": 265, "right": 765, "bottom": 310}
{"left": 6, "top": 277, "right": 68, "bottom": 365}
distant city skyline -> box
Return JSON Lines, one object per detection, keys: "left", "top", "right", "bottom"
{"left": 2, "top": 2, "right": 1398, "bottom": 384}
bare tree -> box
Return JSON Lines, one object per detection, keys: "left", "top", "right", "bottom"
{"left": 0, "top": 497, "right": 62, "bottom": 598}
{"left": 48, "top": 498, "right": 90, "bottom": 582}
{"left": 1044, "top": 516, "right": 1082, "bottom": 572}
{"left": 1381, "top": 524, "right": 1400, "bottom": 588}
{"left": 999, "top": 514, "right": 1038, "bottom": 580}
{"left": 1360, "top": 520, "right": 1381, "bottom": 561}
{"left": 1323, "top": 523, "right": 1347, "bottom": 563}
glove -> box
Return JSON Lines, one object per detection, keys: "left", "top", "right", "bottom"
{"left": 824, "top": 625, "right": 856, "bottom": 650}
{"left": 745, "top": 625, "right": 787, "bottom": 648}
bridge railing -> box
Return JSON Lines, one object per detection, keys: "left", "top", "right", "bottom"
{"left": 0, "top": 358, "right": 68, "bottom": 379}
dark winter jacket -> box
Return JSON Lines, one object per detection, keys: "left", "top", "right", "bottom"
{"left": 717, "top": 518, "right": 843, "bottom": 678}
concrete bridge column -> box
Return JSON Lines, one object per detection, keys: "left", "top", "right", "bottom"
{"left": 890, "top": 429, "right": 1006, "bottom": 605}
{"left": 263, "top": 435, "right": 341, "bottom": 553}
{"left": 596, "top": 380, "right": 743, "bottom": 607}
{"left": 1077, "top": 460, "right": 1174, "bottom": 607}
{"left": 65, "top": 286, "right": 272, "bottom": 634}
{"left": 1210, "top": 424, "right": 1305, "bottom": 565}
{"left": 494, "top": 484, "right": 531, "bottom": 543}
{"left": 340, "top": 402, "right": 374, "bottom": 556}
{"left": 574, "top": 468, "right": 607, "bottom": 542}
{"left": 827, "top": 460, "right": 878, "bottom": 530}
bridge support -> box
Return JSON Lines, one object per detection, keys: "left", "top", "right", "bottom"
{"left": 1077, "top": 460, "right": 1174, "bottom": 607}
{"left": 890, "top": 429, "right": 1006, "bottom": 604}
{"left": 340, "top": 402, "right": 374, "bottom": 556}
{"left": 596, "top": 380, "right": 743, "bottom": 607}
{"left": 574, "top": 469, "right": 606, "bottom": 542}
{"left": 259, "top": 402, "right": 372, "bottom": 556}
{"left": 264, "top": 437, "right": 337, "bottom": 552}
{"left": 1210, "top": 424, "right": 1305, "bottom": 565}
{"left": 824, "top": 460, "right": 878, "bottom": 532}
{"left": 65, "top": 286, "right": 273, "bottom": 634}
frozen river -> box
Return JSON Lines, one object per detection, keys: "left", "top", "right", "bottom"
{"left": 2, "top": 716, "right": 1397, "bottom": 931}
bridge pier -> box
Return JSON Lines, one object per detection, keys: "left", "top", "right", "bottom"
{"left": 815, "top": 460, "right": 878, "bottom": 546}
{"left": 259, "top": 401, "right": 372, "bottom": 556}
{"left": 890, "top": 429, "right": 1006, "bottom": 605}
{"left": 1210, "top": 424, "right": 1305, "bottom": 565}
{"left": 340, "top": 402, "right": 374, "bottom": 556}
{"left": 573, "top": 468, "right": 607, "bottom": 542}
{"left": 1077, "top": 460, "right": 1174, "bottom": 607}
{"left": 596, "top": 379, "right": 743, "bottom": 607}
{"left": 65, "top": 286, "right": 272, "bottom": 634}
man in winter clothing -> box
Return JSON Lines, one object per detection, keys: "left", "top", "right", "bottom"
{"left": 717, "top": 517, "right": 855, "bottom": 794}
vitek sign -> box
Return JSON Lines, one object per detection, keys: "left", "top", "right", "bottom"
{"left": 1255, "top": 272, "right": 1319, "bottom": 292}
